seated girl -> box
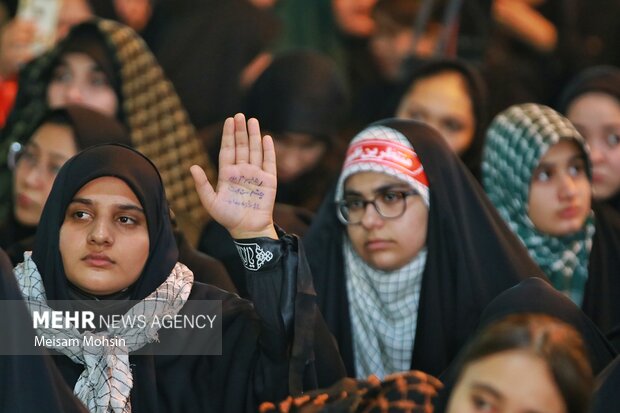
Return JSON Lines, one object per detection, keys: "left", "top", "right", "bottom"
{"left": 13, "top": 114, "right": 344, "bottom": 411}
{"left": 482, "top": 103, "right": 620, "bottom": 335}
{"left": 304, "top": 118, "right": 543, "bottom": 379}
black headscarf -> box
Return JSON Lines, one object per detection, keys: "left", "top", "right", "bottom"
{"left": 398, "top": 58, "right": 489, "bottom": 180}
{"left": 304, "top": 118, "right": 543, "bottom": 377}
{"left": 244, "top": 50, "right": 349, "bottom": 144}
{"left": 32, "top": 144, "right": 177, "bottom": 301}
{"left": 556, "top": 65, "right": 620, "bottom": 210}
{"left": 434, "top": 277, "right": 617, "bottom": 413}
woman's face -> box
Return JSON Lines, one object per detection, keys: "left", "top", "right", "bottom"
{"left": 332, "top": 0, "right": 378, "bottom": 38}
{"left": 446, "top": 349, "right": 567, "bottom": 413}
{"left": 47, "top": 52, "right": 118, "bottom": 117}
{"left": 60, "top": 176, "right": 149, "bottom": 295}
{"left": 396, "top": 71, "right": 475, "bottom": 155}
{"left": 566, "top": 92, "right": 620, "bottom": 200}
{"left": 528, "top": 140, "right": 591, "bottom": 236}
{"left": 13, "top": 123, "right": 78, "bottom": 226}
{"left": 345, "top": 171, "right": 428, "bottom": 271}
{"left": 273, "top": 132, "right": 327, "bottom": 183}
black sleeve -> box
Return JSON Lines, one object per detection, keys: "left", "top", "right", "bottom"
{"left": 234, "top": 228, "right": 346, "bottom": 397}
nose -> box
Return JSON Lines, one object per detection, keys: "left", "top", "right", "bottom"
{"left": 23, "top": 163, "right": 45, "bottom": 188}
{"left": 589, "top": 143, "right": 604, "bottom": 165}
{"left": 87, "top": 219, "right": 113, "bottom": 246}
{"left": 65, "top": 83, "right": 84, "bottom": 104}
{"left": 558, "top": 173, "right": 578, "bottom": 200}
{"left": 360, "top": 202, "right": 384, "bottom": 229}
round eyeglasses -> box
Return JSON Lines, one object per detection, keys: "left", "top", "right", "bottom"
{"left": 336, "top": 189, "right": 419, "bottom": 225}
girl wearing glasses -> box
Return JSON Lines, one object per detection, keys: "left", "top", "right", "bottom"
{"left": 0, "top": 106, "right": 130, "bottom": 266}
{"left": 304, "top": 118, "right": 543, "bottom": 379}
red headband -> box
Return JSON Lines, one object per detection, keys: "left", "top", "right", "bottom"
{"left": 343, "top": 139, "right": 429, "bottom": 187}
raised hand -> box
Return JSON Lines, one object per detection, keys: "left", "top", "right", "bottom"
{"left": 190, "top": 113, "right": 278, "bottom": 239}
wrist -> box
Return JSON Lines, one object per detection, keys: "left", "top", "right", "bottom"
{"left": 230, "top": 225, "right": 278, "bottom": 240}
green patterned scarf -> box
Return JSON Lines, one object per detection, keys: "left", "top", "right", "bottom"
{"left": 482, "top": 103, "right": 594, "bottom": 305}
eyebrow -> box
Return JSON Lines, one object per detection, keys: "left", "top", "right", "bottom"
{"left": 344, "top": 183, "right": 412, "bottom": 196}
{"left": 470, "top": 382, "right": 503, "bottom": 400}
{"left": 535, "top": 154, "right": 585, "bottom": 170}
{"left": 69, "top": 198, "right": 145, "bottom": 214}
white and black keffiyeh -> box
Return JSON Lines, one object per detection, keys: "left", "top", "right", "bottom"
{"left": 344, "top": 240, "right": 426, "bottom": 379}
{"left": 14, "top": 252, "right": 194, "bottom": 413}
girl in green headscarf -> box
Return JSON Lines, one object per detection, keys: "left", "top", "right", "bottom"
{"left": 483, "top": 103, "right": 593, "bottom": 305}
{"left": 482, "top": 104, "right": 620, "bottom": 337}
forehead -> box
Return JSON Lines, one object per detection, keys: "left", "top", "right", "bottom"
{"left": 73, "top": 176, "right": 140, "bottom": 205}
{"left": 30, "top": 123, "right": 77, "bottom": 154}
{"left": 344, "top": 171, "right": 410, "bottom": 192}
{"left": 539, "top": 139, "right": 583, "bottom": 163}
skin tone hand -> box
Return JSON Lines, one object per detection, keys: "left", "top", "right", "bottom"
{"left": 0, "top": 18, "right": 36, "bottom": 77}
{"left": 191, "top": 113, "right": 278, "bottom": 240}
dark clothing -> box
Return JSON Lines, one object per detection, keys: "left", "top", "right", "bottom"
{"left": 435, "top": 277, "right": 617, "bottom": 412}
{"left": 174, "top": 229, "right": 237, "bottom": 294}
{"left": 304, "top": 119, "right": 543, "bottom": 378}
{"left": 592, "top": 356, "right": 620, "bottom": 413}
{"left": 0, "top": 247, "right": 87, "bottom": 412}
{"left": 582, "top": 202, "right": 620, "bottom": 338}
{"left": 199, "top": 203, "right": 314, "bottom": 298}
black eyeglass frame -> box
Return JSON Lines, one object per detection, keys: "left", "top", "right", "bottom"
{"left": 336, "top": 189, "right": 419, "bottom": 225}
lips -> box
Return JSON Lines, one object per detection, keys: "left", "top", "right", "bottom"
{"left": 365, "top": 239, "right": 393, "bottom": 251}
{"left": 82, "top": 253, "right": 114, "bottom": 268}
{"left": 16, "top": 193, "right": 36, "bottom": 209}
{"left": 558, "top": 206, "right": 581, "bottom": 220}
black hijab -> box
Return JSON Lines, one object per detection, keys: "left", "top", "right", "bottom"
{"left": 398, "top": 58, "right": 489, "bottom": 181}
{"left": 434, "top": 277, "right": 617, "bottom": 412}
{"left": 32, "top": 143, "right": 177, "bottom": 301}
{"left": 304, "top": 118, "right": 543, "bottom": 377}
{"left": 556, "top": 65, "right": 620, "bottom": 211}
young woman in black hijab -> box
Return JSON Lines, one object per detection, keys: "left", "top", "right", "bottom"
{"left": 13, "top": 114, "right": 344, "bottom": 411}
{"left": 557, "top": 65, "right": 620, "bottom": 212}
{"left": 304, "top": 118, "right": 543, "bottom": 379}
{"left": 395, "top": 58, "right": 489, "bottom": 181}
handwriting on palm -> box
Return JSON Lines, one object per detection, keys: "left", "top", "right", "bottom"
{"left": 191, "top": 114, "right": 277, "bottom": 239}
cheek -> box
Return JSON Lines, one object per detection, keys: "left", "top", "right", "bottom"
{"left": 346, "top": 226, "right": 366, "bottom": 256}
{"left": 90, "top": 90, "right": 119, "bottom": 117}
{"left": 47, "top": 84, "right": 65, "bottom": 107}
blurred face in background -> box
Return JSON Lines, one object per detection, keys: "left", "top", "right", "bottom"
{"left": 13, "top": 123, "right": 77, "bottom": 226}
{"left": 332, "top": 0, "right": 378, "bottom": 37}
{"left": 396, "top": 71, "right": 475, "bottom": 155}
{"left": 272, "top": 132, "right": 327, "bottom": 183}
{"left": 47, "top": 52, "right": 118, "bottom": 117}
{"left": 567, "top": 92, "right": 620, "bottom": 200}
{"left": 527, "top": 140, "right": 591, "bottom": 236}
{"left": 446, "top": 349, "right": 567, "bottom": 413}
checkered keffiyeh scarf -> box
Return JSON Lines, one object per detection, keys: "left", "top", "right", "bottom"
{"left": 14, "top": 252, "right": 194, "bottom": 413}
{"left": 482, "top": 103, "right": 594, "bottom": 305}
{"left": 345, "top": 240, "right": 426, "bottom": 379}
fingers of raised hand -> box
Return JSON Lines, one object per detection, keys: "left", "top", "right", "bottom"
{"left": 248, "top": 117, "right": 263, "bottom": 167}
{"left": 233, "top": 113, "right": 249, "bottom": 164}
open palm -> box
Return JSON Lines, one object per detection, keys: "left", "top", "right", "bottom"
{"left": 190, "top": 114, "right": 278, "bottom": 239}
